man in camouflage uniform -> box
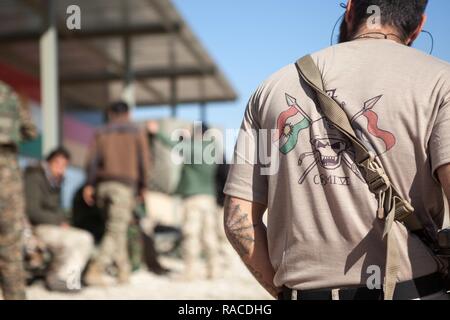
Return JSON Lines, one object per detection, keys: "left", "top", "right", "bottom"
{"left": 147, "top": 121, "right": 220, "bottom": 280}
{"left": 0, "top": 81, "right": 37, "bottom": 300}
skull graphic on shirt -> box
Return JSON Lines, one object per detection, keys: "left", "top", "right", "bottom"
{"left": 275, "top": 91, "right": 395, "bottom": 185}
{"left": 310, "top": 119, "right": 350, "bottom": 170}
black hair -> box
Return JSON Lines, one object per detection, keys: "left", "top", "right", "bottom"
{"left": 201, "top": 123, "right": 209, "bottom": 134}
{"left": 46, "top": 147, "right": 71, "bottom": 162}
{"left": 339, "top": 0, "right": 428, "bottom": 43}
{"left": 108, "top": 101, "right": 130, "bottom": 115}
{"left": 192, "top": 123, "right": 209, "bottom": 140}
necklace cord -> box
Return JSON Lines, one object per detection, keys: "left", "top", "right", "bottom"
{"left": 353, "top": 32, "right": 404, "bottom": 43}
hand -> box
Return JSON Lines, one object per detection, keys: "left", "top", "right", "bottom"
{"left": 146, "top": 120, "right": 159, "bottom": 134}
{"left": 83, "top": 185, "right": 96, "bottom": 207}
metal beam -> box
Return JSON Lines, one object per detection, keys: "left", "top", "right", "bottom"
{"left": 200, "top": 103, "right": 207, "bottom": 123}
{"left": 40, "top": 0, "right": 59, "bottom": 155}
{"left": 20, "top": 0, "right": 167, "bottom": 103}
{"left": 61, "top": 66, "right": 216, "bottom": 84}
{"left": 0, "top": 48, "right": 111, "bottom": 110}
{"left": 121, "top": 35, "right": 136, "bottom": 108}
{"left": 15, "top": 0, "right": 236, "bottom": 109}
{"left": 137, "top": 95, "right": 238, "bottom": 107}
{"left": 199, "top": 76, "right": 207, "bottom": 123}
{"left": 0, "top": 23, "right": 182, "bottom": 43}
{"left": 169, "top": 31, "right": 177, "bottom": 117}
{"left": 60, "top": 94, "right": 237, "bottom": 110}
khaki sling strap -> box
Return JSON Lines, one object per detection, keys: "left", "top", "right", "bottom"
{"left": 295, "top": 55, "right": 427, "bottom": 300}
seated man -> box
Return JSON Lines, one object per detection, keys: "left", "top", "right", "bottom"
{"left": 24, "top": 147, "right": 94, "bottom": 292}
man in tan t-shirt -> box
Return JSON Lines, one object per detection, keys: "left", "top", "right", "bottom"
{"left": 224, "top": 0, "right": 450, "bottom": 300}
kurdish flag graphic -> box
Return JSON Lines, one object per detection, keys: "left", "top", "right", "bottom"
{"left": 351, "top": 95, "right": 396, "bottom": 153}
{"left": 273, "top": 94, "right": 312, "bottom": 154}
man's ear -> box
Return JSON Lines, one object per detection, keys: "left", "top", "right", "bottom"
{"left": 345, "top": 0, "right": 354, "bottom": 25}
{"left": 408, "top": 14, "right": 427, "bottom": 45}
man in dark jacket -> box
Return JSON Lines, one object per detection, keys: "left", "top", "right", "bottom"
{"left": 25, "top": 147, "right": 93, "bottom": 292}
{"left": 83, "top": 101, "right": 150, "bottom": 286}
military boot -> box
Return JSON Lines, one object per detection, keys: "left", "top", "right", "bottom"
{"left": 116, "top": 261, "right": 131, "bottom": 284}
{"left": 84, "top": 262, "right": 109, "bottom": 287}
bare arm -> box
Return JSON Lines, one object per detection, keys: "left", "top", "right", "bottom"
{"left": 224, "top": 195, "right": 281, "bottom": 298}
{"left": 438, "top": 164, "right": 450, "bottom": 206}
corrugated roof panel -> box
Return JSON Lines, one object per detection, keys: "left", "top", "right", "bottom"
{"left": 0, "top": 0, "right": 237, "bottom": 109}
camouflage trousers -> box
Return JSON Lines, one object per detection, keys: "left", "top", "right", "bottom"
{"left": 182, "top": 195, "right": 219, "bottom": 279}
{"left": 93, "top": 182, "right": 134, "bottom": 274}
{"left": 35, "top": 225, "right": 94, "bottom": 289}
{"left": 0, "top": 150, "right": 26, "bottom": 300}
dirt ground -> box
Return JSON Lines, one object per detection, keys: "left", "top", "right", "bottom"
{"left": 26, "top": 254, "right": 273, "bottom": 300}
{"left": 23, "top": 194, "right": 273, "bottom": 300}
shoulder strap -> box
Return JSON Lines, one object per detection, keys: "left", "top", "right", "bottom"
{"left": 296, "top": 56, "right": 369, "bottom": 164}
{"left": 295, "top": 54, "right": 432, "bottom": 300}
{"left": 295, "top": 55, "right": 414, "bottom": 220}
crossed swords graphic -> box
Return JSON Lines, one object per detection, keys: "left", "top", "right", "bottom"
{"left": 285, "top": 94, "right": 366, "bottom": 184}
{"left": 350, "top": 95, "right": 382, "bottom": 123}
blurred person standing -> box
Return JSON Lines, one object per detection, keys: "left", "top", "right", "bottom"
{"left": 84, "top": 101, "right": 150, "bottom": 286}
{"left": 0, "top": 82, "right": 37, "bottom": 300}
{"left": 24, "top": 147, "right": 94, "bottom": 292}
{"left": 147, "top": 121, "right": 219, "bottom": 280}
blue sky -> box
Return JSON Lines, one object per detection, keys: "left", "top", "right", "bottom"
{"left": 133, "top": 0, "right": 450, "bottom": 155}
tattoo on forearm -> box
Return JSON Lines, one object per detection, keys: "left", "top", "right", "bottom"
{"left": 224, "top": 202, "right": 257, "bottom": 257}
{"left": 244, "top": 262, "right": 278, "bottom": 297}
{"left": 224, "top": 198, "right": 279, "bottom": 298}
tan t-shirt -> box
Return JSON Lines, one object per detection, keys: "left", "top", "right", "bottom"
{"left": 224, "top": 39, "right": 450, "bottom": 290}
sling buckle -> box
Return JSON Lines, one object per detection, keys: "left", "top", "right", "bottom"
{"left": 393, "top": 196, "right": 414, "bottom": 222}
{"left": 360, "top": 159, "right": 391, "bottom": 194}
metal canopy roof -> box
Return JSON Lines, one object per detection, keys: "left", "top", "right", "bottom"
{"left": 0, "top": 0, "right": 237, "bottom": 110}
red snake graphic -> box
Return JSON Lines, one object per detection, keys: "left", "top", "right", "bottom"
{"left": 362, "top": 109, "right": 396, "bottom": 151}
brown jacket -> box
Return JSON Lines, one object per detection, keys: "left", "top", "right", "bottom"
{"left": 86, "top": 120, "right": 150, "bottom": 190}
